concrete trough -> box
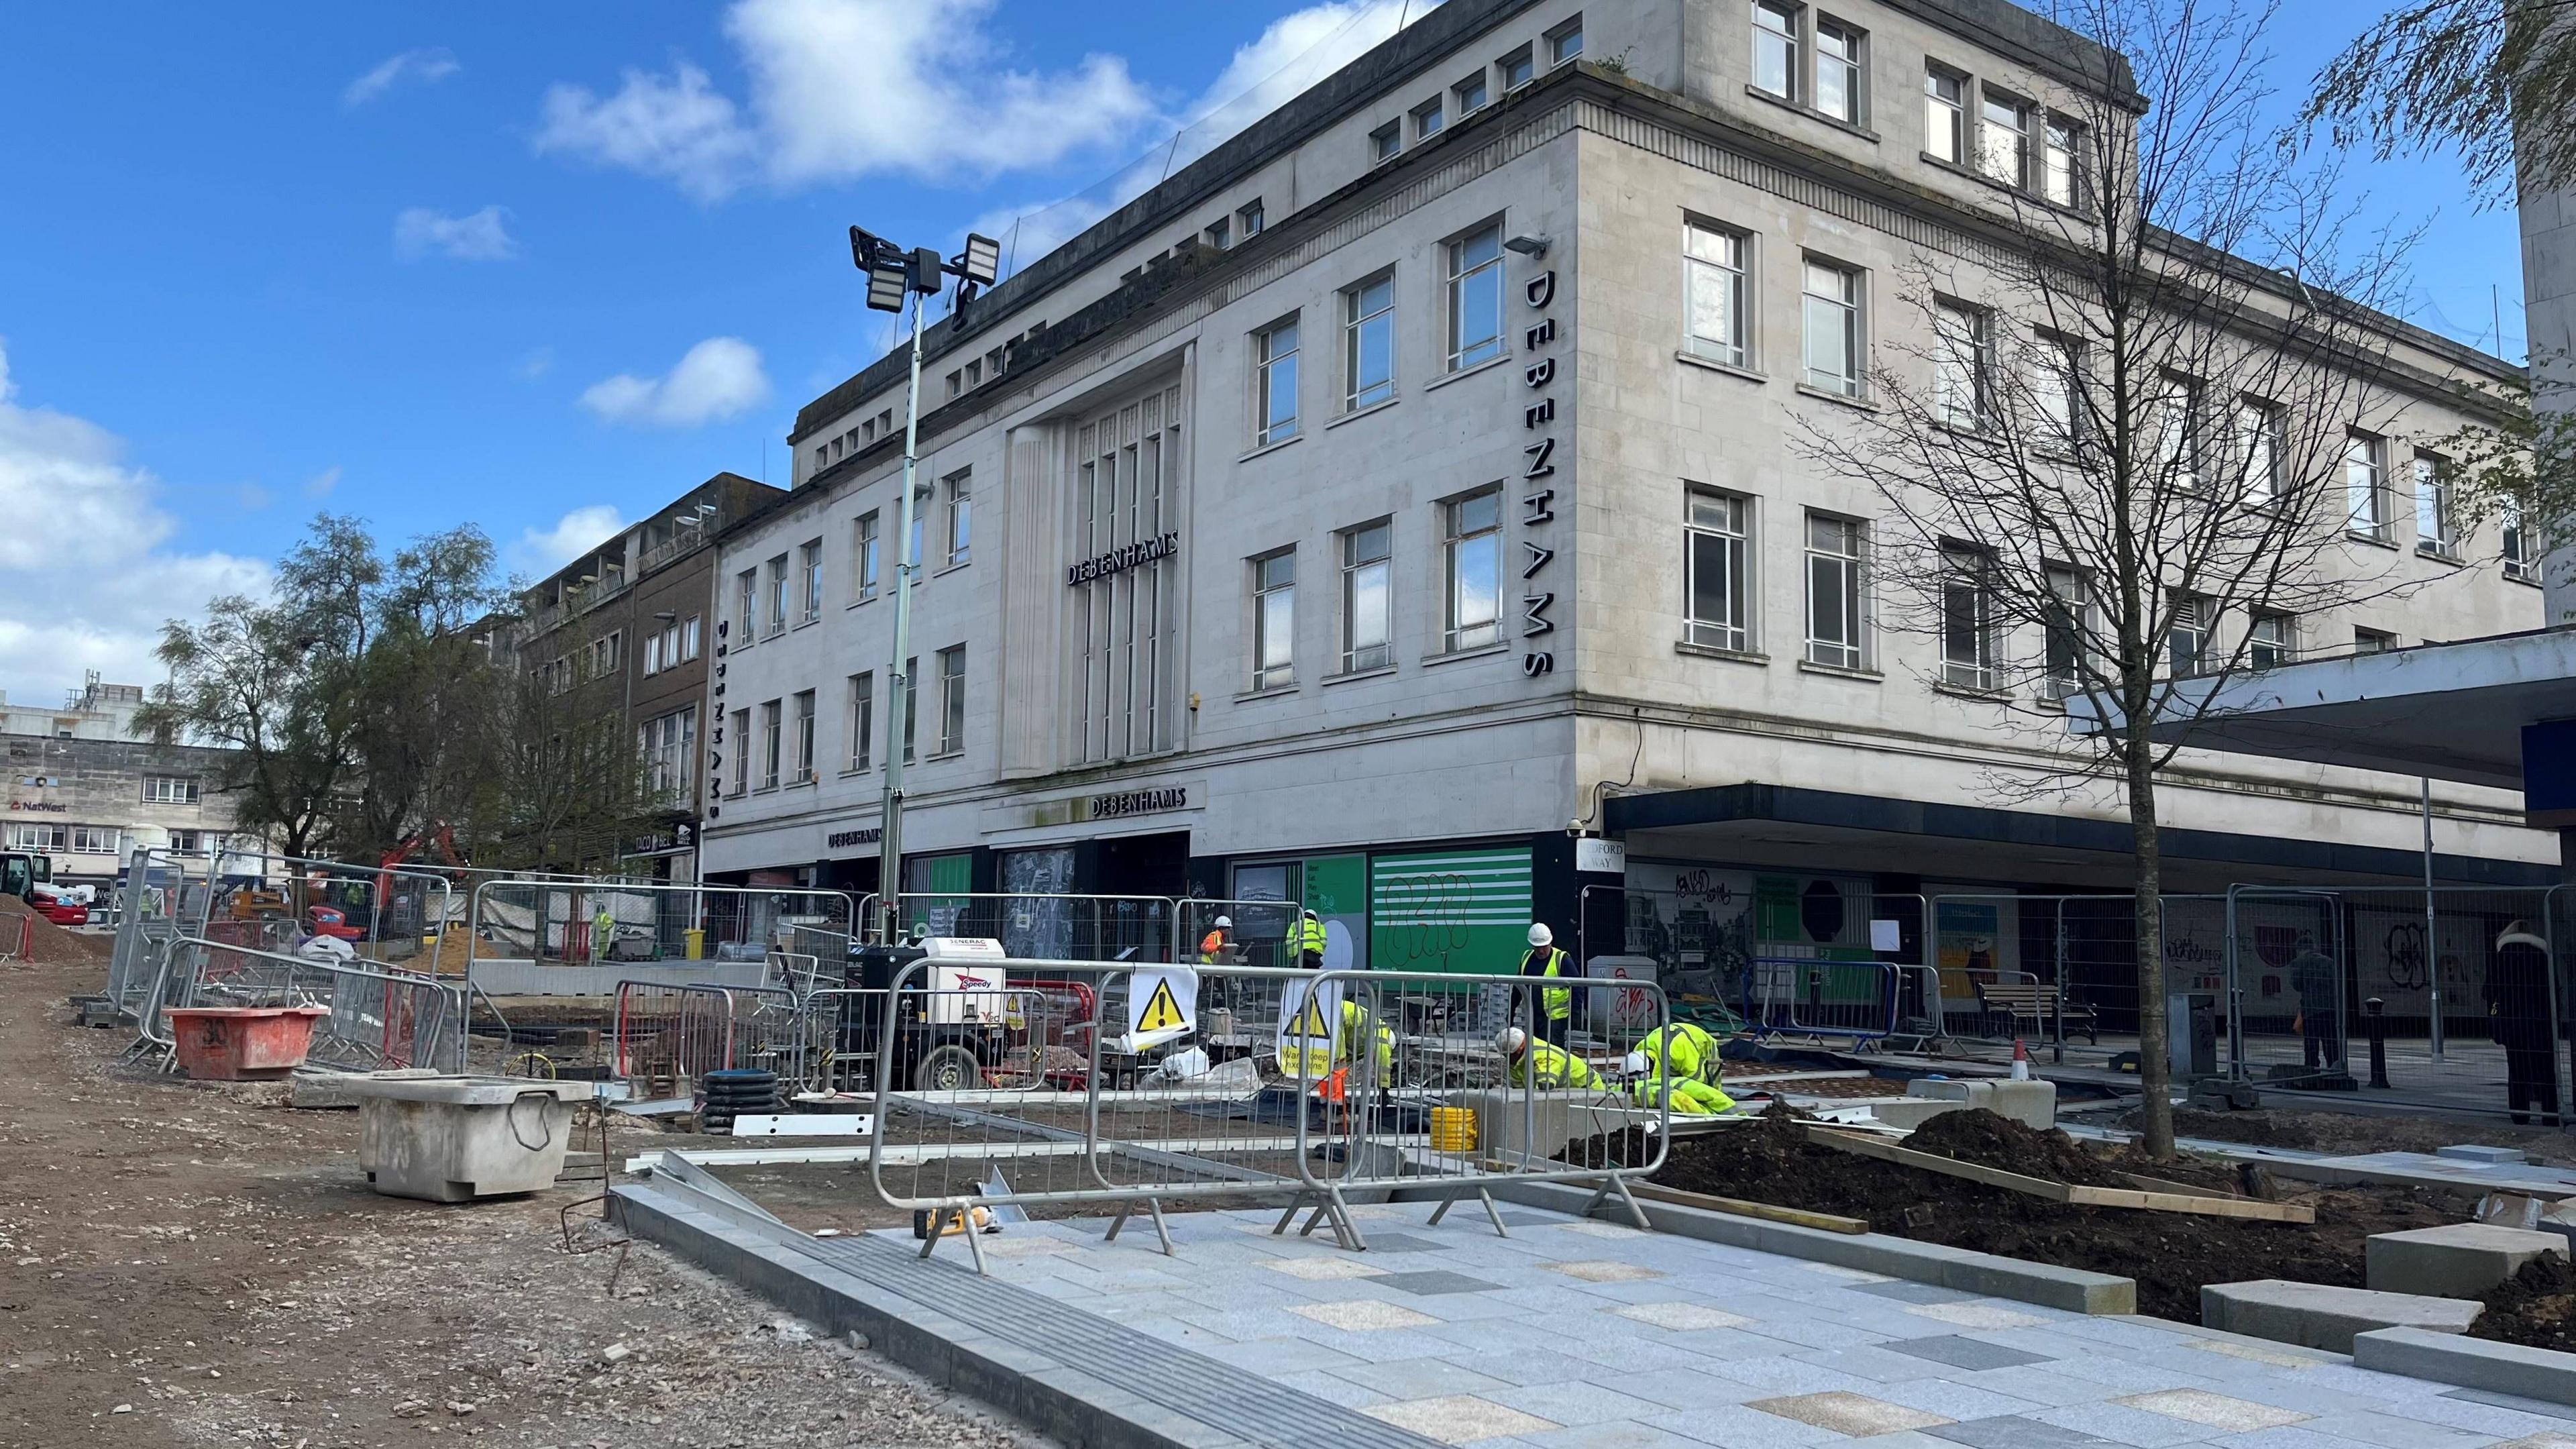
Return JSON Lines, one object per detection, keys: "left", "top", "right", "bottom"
{"left": 2202, "top": 1279, "right": 2483, "bottom": 1354}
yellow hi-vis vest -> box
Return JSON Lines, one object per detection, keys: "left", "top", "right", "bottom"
{"left": 1521, "top": 945, "right": 1571, "bottom": 1020}
{"left": 1633, "top": 1074, "right": 1734, "bottom": 1114}
{"left": 1638, "top": 1022, "right": 1723, "bottom": 1086}
{"left": 1297, "top": 915, "right": 1328, "bottom": 961}
{"left": 1506, "top": 1038, "right": 1598, "bottom": 1089}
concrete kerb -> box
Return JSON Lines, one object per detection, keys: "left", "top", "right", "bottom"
{"left": 1450, "top": 1177, "right": 2138, "bottom": 1314}
{"left": 2354, "top": 1326, "right": 2576, "bottom": 1407}
{"left": 610, "top": 1181, "right": 1258, "bottom": 1449}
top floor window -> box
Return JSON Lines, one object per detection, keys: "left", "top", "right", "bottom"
{"left": 2504, "top": 500, "right": 2536, "bottom": 580}
{"left": 2237, "top": 398, "right": 2282, "bottom": 506}
{"left": 1413, "top": 98, "right": 1444, "bottom": 140}
{"left": 2043, "top": 116, "right": 2083, "bottom": 205}
{"left": 1238, "top": 199, "right": 1265, "bottom": 238}
{"left": 1980, "top": 94, "right": 2033, "bottom": 189}
{"left": 1499, "top": 45, "right": 1535, "bottom": 91}
{"left": 1754, "top": 1, "right": 1801, "bottom": 101}
{"left": 1548, "top": 15, "right": 1584, "bottom": 66}
{"left": 2414, "top": 453, "right": 2455, "bottom": 555}
{"left": 1446, "top": 224, "right": 1505, "bottom": 371}
{"left": 1454, "top": 70, "right": 1489, "bottom": 115}
{"left": 2345, "top": 433, "right": 2389, "bottom": 542}
{"left": 1925, "top": 66, "right": 1966, "bottom": 164}
{"left": 1371, "top": 121, "right": 1401, "bottom": 164}
{"left": 143, "top": 775, "right": 201, "bottom": 805}
{"left": 1814, "top": 18, "right": 1863, "bottom": 124}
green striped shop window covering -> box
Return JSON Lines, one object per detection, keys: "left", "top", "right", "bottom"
{"left": 1368, "top": 846, "right": 1534, "bottom": 977}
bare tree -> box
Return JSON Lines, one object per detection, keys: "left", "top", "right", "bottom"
{"left": 2303, "top": 0, "right": 2576, "bottom": 207}
{"left": 1794, "top": 0, "right": 2440, "bottom": 1157}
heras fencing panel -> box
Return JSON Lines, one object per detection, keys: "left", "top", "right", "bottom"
{"left": 886, "top": 892, "right": 1179, "bottom": 963}
{"left": 1177, "top": 897, "right": 1310, "bottom": 971}
{"left": 105, "top": 848, "right": 198, "bottom": 1020}
{"left": 1741, "top": 956, "right": 1900, "bottom": 1046}
{"left": 609, "top": 981, "right": 812, "bottom": 1095}
{"left": 865, "top": 957, "right": 1664, "bottom": 1271}
{"left": 465, "top": 879, "right": 857, "bottom": 996}
{"left": 129, "top": 936, "right": 467, "bottom": 1073}
{"left": 197, "top": 849, "right": 462, "bottom": 967}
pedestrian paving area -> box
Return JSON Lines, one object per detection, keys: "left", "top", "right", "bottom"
{"left": 919, "top": 1200, "right": 2576, "bottom": 1448}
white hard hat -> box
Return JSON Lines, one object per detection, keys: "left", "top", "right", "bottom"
{"left": 1624, "top": 1051, "right": 1648, "bottom": 1076}
{"left": 1496, "top": 1027, "right": 1528, "bottom": 1055}
{"left": 1527, "top": 923, "right": 1554, "bottom": 947}
{"left": 1213, "top": 915, "right": 1232, "bottom": 928}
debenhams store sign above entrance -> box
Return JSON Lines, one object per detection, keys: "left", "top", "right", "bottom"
{"left": 1015, "top": 777, "right": 1201, "bottom": 830}
{"left": 1066, "top": 531, "right": 1178, "bottom": 586}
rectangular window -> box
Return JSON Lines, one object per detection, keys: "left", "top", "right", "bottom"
{"left": 683, "top": 614, "right": 701, "bottom": 661}
{"left": 1238, "top": 199, "right": 1265, "bottom": 237}
{"left": 1446, "top": 223, "right": 1505, "bottom": 371}
{"left": 142, "top": 775, "right": 201, "bottom": 805}
{"left": 729, "top": 708, "right": 749, "bottom": 794}
{"left": 643, "top": 706, "right": 697, "bottom": 800}
{"left": 1941, "top": 547, "right": 1996, "bottom": 689}
{"left": 1815, "top": 18, "right": 1862, "bottom": 123}
{"left": 2505, "top": 498, "right": 2536, "bottom": 579}
{"left": 847, "top": 672, "right": 873, "bottom": 771}
{"left": 5, "top": 823, "right": 66, "bottom": 851}
{"left": 1341, "top": 520, "right": 1394, "bottom": 672}
{"left": 1684, "top": 222, "right": 1750, "bottom": 368}
{"left": 801, "top": 538, "right": 824, "bottom": 621}
{"left": 765, "top": 554, "right": 788, "bottom": 635}
{"left": 945, "top": 370, "right": 962, "bottom": 400}
{"left": 1980, "top": 93, "right": 2032, "bottom": 188}
{"left": 854, "top": 512, "right": 881, "bottom": 600}
{"left": 643, "top": 632, "right": 663, "bottom": 676}
{"left": 70, "top": 824, "right": 121, "bottom": 855}
{"left": 963, "top": 359, "right": 981, "bottom": 388}
{"left": 2238, "top": 398, "right": 2282, "bottom": 506}
{"left": 1454, "top": 71, "right": 1489, "bottom": 113}
{"left": 945, "top": 471, "right": 972, "bottom": 566}
{"left": 2346, "top": 433, "right": 2388, "bottom": 541}
{"left": 1685, "top": 487, "right": 1752, "bottom": 652}
{"left": 1925, "top": 66, "right": 1965, "bottom": 163}
{"left": 2354, "top": 627, "right": 2396, "bottom": 655}
{"left": 1255, "top": 316, "right": 1301, "bottom": 444}
{"left": 1801, "top": 258, "right": 1862, "bottom": 396}
{"left": 1548, "top": 15, "right": 1584, "bottom": 66}
{"left": 902, "top": 655, "right": 918, "bottom": 763}
{"left": 1252, "top": 549, "right": 1296, "bottom": 690}
{"left": 2167, "top": 594, "right": 2209, "bottom": 677}
{"left": 2044, "top": 565, "right": 2090, "bottom": 698}
{"left": 2043, "top": 116, "right": 2082, "bottom": 205}
{"left": 1499, "top": 45, "right": 1535, "bottom": 91}
{"left": 936, "top": 645, "right": 967, "bottom": 755}
{"left": 1754, "top": 1, "right": 1801, "bottom": 101}
{"left": 791, "top": 690, "right": 816, "bottom": 782}
{"left": 735, "top": 568, "right": 757, "bottom": 640}
{"left": 758, "top": 699, "right": 782, "bottom": 789}
{"left": 1933, "top": 299, "right": 1990, "bottom": 429}
{"left": 1204, "top": 216, "right": 1230, "bottom": 250}
{"left": 2249, "top": 611, "right": 2295, "bottom": 670}
{"left": 910, "top": 510, "right": 924, "bottom": 581}
{"left": 2414, "top": 454, "right": 2454, "bottom": 555}
{"left": 2157, "top": 373, "right": 2203, "bottom": 491}
{"left": 1444, "top": 489, "right": 1504, "bottom": 653}
{"left": 1412, "top": 98, "right": 1444, "bottom": 139}
{"left": 1371, "top": 121, "right": 1401, "bottom": 162}
{"left": 2033, "top": 334, "right": 2083, "bottom": 447}
{"left": 1344, "top": 274, "right": 1396, "bottom": 411}
{"left": 1804, "top": 513, "right": 1867, "bottom": 668}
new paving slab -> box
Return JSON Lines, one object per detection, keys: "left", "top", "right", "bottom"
{"left": 928, "top": 1200, "right": 2576, "bottom": 1448}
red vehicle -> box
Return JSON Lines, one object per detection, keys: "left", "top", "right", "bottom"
{"left": 28, "top": 890, "right": 87, "bottom": 927}
{"left": 305, "top": 905, "right": 365, "bottom": 941}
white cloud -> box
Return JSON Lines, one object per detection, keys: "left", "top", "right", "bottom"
{"left": 345, "top": 47, "right": 461, "bottom": 107}
{"left": 0, "top": 339, "right": 268, "bottom": 705}
{"left": 303, "top": 466, "right": 341, "bottom": 499}
{"left": 510, "top": 504, "right": 629, "bottom": 578}
{"left": 534, "top": 0, "right": 1160, "bottom": 199}
{"left": 394, "top": 205, "right": 518, "bottom": 262}
{"left": 515, "top": 346, "right": 555, "bottom": 382}
{"left": 579, "top": 337, "right": 769, "bottom": 427}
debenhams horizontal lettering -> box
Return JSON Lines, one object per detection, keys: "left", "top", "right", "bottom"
{"left": 1065, "top": 532, "right": 1179, "bottom": 587}
{"left": 826, "top": 825, "right": 883, "bottom": 849}
{"left": 1089, "top": 786, "right": 1186, "bottom": 819}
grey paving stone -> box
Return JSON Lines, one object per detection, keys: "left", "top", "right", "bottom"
{"left": 1191, "top": 1336, "right": 1364, "bottom": 1375}
{"left": 1890, "top": 1336, "right": 2060, "bottom": 1372}
{"left": 1578, "top": 1367, "right": 1763, "bottom": 1411}
{"left": 1497, "top": 1211, "right": 1582, "bottom": 1227}
{"left": 1926, "top": 1414, "right": 2125, "bottom": 1448}
{"left": 1448, "top": 1346, "right": 1621, "bottom": 1388}
{"left": 2025, "top": 1401, "right": 2222, "bottom": 1448}
{"left": 1872, "top": 1377, "right": 2053, "bottom": 1424}
{"left": 2449, "top": 1388, "right": 2576, "bottom": 1423}
{"left": 1644, "top": 1403, "right": 1847, "bottom": 1448}
{"left": 1514, "top": 1421, "right": 1719, "bottom": 1449}
{"left": 1852, "top": 1281, "right": 1985, "bottom": 1305}
{"left": 1373, "top": 1269, "right": 1509, "bottom": 1295}
{"left": 2383, "top": 1393, "right": 2576, "bottom": 1438}
{"left": 1271, "top": 1367, "right": 1392, "bottom": 1409}
{"left": 1788, "top": 1343, "right": 1957, "bottom": 1384}
{"left": 1361, "top": 1232, "right": 1456, "bottom": 1253}
{"left": 1957, "top": 1366, "right": 2129, "bottom": 1409}
{"left": 1330, "top": 1356, "right": 1518, "bottom": 1401}
{"left": 2295, "top": 1407, "right": 2509, "bottom": 1448}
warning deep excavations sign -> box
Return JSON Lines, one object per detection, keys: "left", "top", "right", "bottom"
{"left": 1126, "top": 966, "right": 1197, "bottom": 1042}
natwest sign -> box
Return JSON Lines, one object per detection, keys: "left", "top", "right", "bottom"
{"left": 1066, "top": 531, "right": 1178, "bottom": 586}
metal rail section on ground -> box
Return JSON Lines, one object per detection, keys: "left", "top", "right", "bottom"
{"left": 862, "top": 957, "right": 1668, "bottom": 1273}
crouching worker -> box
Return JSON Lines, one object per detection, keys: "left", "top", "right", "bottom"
{"left": 1497, "top": 1026, "right": 1599, "bottom": 1090}
{"left": 1623, "top": 1020, "right": 1734, "bottom": 1114}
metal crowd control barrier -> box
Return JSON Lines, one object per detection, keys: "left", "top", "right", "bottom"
{"left": 887, "top": 892, "right": 1177, "bottom": 963}
{"left": 865, "top": 957, "right": 1667, "bottom": 1273}
{"left": 0, "top": 911, "right": 30, "bottom": 962}
{"left": 610, "top": 981, "right": 812, "bottom": 1094}
{"left": 1741, "top": 956, "right": 1899, "bottom": 1046}
{"left": 464, "top": 879, "right": 857, "bottom": 997}
{"left": 1177, "top": 898, "right": 1310, "bottom": 970}
{"left": 127, "top": 936, "right": 468, "bottom": 1073}
{"left": 197, "top": 849, "right": 461, "bottom": 967}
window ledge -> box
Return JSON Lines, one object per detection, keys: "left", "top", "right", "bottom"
{"left": 1676, "top": 352, "right": 1766, "bottom": 384}
{"left": 2031, "top": 694, "right": 2072, "bottom": 714}
{"left": 2347, "top": 531, "right": 2400, "bottom": 551}
{"left": 1743, "top": 83, "right": 1879, "bottom": 143}
{"left": 1425, "top": 353, "right": 1514, "bottom": 393}
{"left": 1322, "top": 663, "right": 1399, "bottom": 687}
{"left": 1797, "top": 658, "right": 1882, "bottom": 682}
{"left": 1931, "top": 679, "right": 2010, "bottom": 702}
{"left": 1234, "top": 682, "right": 1299, "bottom": 703}
{"left": 926, "top": 749, "right": 965, "bottom": 762}
{"left": 846, "top": 592, "right": 881, "bottom": 610}
{"left": 787, "top": 773, "right": 817, "bottom": 788}
{"left": 1796, "top": 383, "right": 1876, "bottom": 412}
{"left": 1239, "top": 433, "right": 1305, "bottom": 464}
{"left": 1919, "top": 150, "right": 2091, "bottom": 218}
{"left": 2415, "top": 545, "right": 2465, "bottom": 568}
{"left": 2506, "top": 570, "right": 2544, "bottom": 588}
{"left": 752, "top": 785, "right": 779, "bottom": 796}
{"left": 839, "top": 767, "right": 871, "bottom": 778}
{"left": 1676, "top": 641, "right": 1768, "bottom": 665}
{"left": 1327, "top": 396, "right": 1402, "bottom": 429}
{"left": 1421, "top": 641, "right": 1510, "bottom": 669}
{"left": 935, "top": 559, "right": 971, "bottom": 578}
{"left": 794, "top": 616, "right": 821, "bottom": 631}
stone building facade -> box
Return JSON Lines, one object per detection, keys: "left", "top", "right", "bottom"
{"left": 0, "top": 679, "right": 246, "bottom": 887}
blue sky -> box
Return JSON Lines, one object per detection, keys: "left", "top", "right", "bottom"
{"left": 0, "top": 0, "right": 2528, "bottom": 706}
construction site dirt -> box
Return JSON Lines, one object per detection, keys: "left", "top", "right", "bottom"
{"left": 1625, "top": 1107, "right": 2476, "bottom": 1326}
{"left": 0, "top": 959, "right": 1051, "bottom": 1449}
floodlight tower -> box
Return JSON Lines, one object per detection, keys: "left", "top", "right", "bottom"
{"left": 849, "top": 225, "right": 1001, "bottom": 941}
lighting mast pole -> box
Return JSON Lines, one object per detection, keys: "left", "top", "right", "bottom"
{"left": 849, "top": 226, "right": 1000, "bottom": 943}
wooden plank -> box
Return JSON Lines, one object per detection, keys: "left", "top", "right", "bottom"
{"left": 1629, "top": 1179, "right": 1871, "bottom": 1234}
{"left": 1802, "top": 1124, "right": 2074, "bottom": 1202}
{"left": 2119, "top": 1171, "right": 2239, "bottom": 1199}
{"left": 2069, "top": 1183, "right": 2314, "bottom": 1223}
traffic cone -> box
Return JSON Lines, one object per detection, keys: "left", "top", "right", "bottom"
{"left": 2010, "top": 1039, "right": 2031, "bottom": 1081}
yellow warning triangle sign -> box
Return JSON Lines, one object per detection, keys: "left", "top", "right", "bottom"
{"left": 1138, "top": 977, "right": 1187, "bottom": 1033}
{"left": 1289, "top": 997, "right": 1333, "bottom": 1039}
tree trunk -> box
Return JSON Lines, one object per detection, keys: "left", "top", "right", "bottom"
{"left": 2129, "top": 741, "right": 2175, "bottom": 1160}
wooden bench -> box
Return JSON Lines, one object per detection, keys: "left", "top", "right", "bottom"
{"left": 1974, "top": 981, "right": 2099, "bottom": 1044}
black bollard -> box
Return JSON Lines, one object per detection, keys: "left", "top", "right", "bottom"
{"left": 2364, "top": 996, "right": 2391, "bottom": 1090}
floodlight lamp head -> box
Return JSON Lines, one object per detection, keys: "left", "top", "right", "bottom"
{"left": 959, "top": 232, "right": 1001, "bottom": 287}
{"left": 1503, "top": 233, "right": 1551, "bottom": 258}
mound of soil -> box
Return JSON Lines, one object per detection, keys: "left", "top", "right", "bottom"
{"left": 0, "top": 896, "right": 109, "bottom": 966}
{"left": 2475, "top": 1254, "right": 2576, "bottom": 1352}
{"left": 1906, "top": 1106, "right": 2139, "bottom": 1187}
{"left": 1639, "top": 1107, "right": 2469, "bottom": 1322}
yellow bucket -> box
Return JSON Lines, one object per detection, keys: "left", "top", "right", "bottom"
{"left": 1429, "top": 1106, "right": 1477, "bottom": 1153}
